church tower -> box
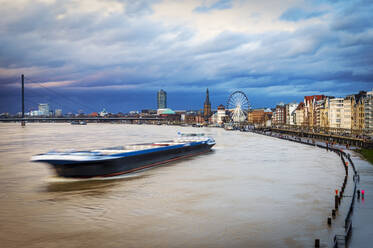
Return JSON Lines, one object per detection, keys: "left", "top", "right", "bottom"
{"left": 203, "top": 88, "right": 211, "bottom": 122}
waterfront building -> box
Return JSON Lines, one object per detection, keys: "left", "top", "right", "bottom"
{"left": 157, "top": 108, "right": 175, "bottom": 115}
{"left": 342, "top": 96, "right": 353, "bottom": 129}
{"left": 203, "top": 88, "right": 212, "bottom": 122}
{"left": 315, "top": 99, "right": 325, "bottom": 127}
{"left": 294, "top": 102, "right": 305, "bottom": 126}
{"left": 184, "top": 114, "right": 195, "bottom": 124}
{"left": 157, "top": 89, "right": 167, "bottom": 109}
{"left": 304, "top": 95, "right": 326, "bottom": 127}
{"left": 184, "top": 112, "right": 197, "bottom": 124}
{"left": 285, "top": 103, "right": 298, "bottom": 125}
{"left": 174, "top": 110, "right": 187, "bottom": 122}
{"left": 215, "top": 104, "right": 227, "bottom": 125}
{"left": 180, "top": 113, "right": 186, "bottom": 122}
{"left": 291, "top": 111, "right": 297, "bottom": 126}
{"left": 30, "top": 110, "right": 41, "bottom": 116}
{"left": 129, "top": 111, "right": 140, "bottom": 115}
{"left": 158, "top": 110, "right": 181, "bottom": 123}
{"left": 271, "top": 111, "right": 276, "bottom": 124}
{"left": 364, "top": 89, "right": 373, "bottom": 134}
{"left": 319, "top": 98, "right": 332, "bottom": 129}
{"left": 141, "top": 109, "right": 157, "bottom": 115}
{"left": 55, "top": 109, "right": 62, "bottom": 117}
{"left": 247, "top": 110, "right": 255, "bottom": 124}
{"left": 248, "top": 109, "right": 266, "bottom": 127}
{"left": 100, "top": 108, "right": 108, "bottom": 117}
{"left": 195, "top": 114, "right": 204, "bottom": 124}
{"left": 211, "top": 112, "right": 217, "bottom": 124}
{"left": 264, "top": 108, "right": 273, "bottom": 127}
{"left": 350, "top": 91, "right": 366, "bottom": 133}
{"left": 272, "top": 103, "right": 286, "bottom": 125}
{"left": 247, "top": 110, "right": 253, "bottom": 124}
{"left": 329, "top": 98, "right": 344, "bottom": 128}
{"left": 38, "top": 103, "right": 49, "bottom": 116}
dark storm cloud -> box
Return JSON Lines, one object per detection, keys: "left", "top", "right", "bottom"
{"left": 0, "top": 0, "right": 372, "bottom": 113}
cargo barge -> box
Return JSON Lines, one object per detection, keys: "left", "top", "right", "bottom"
{"left": 31, "top": 134, "right": 215, "bottom": 178}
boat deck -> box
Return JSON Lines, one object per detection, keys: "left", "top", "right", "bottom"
{"left": 91, "top": 142, "right": 186, "bottom": 155}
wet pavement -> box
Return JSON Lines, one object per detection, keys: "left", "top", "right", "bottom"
{"left": 345, "top": 150, "right": 373, "bottom": 248}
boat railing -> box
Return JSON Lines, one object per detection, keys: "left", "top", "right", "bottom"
{"left": 174, "top": 137, "right": 207, "bottom": 142}
{"left": 178, "top": 133, "right": 205, "bottom": 137}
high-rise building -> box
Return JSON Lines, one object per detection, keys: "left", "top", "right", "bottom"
{"left": 157, "top": 89, "right": 167, "bottom": 109}
{"left": 38, "top": 103, "right": 49, "bottom": 116}
{"left": 203, "top": 88, "right": 211, "bottom": 122}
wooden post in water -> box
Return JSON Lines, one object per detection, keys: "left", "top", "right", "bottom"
{"left": 335, "top": 195, "right": 339, "bottom": 210}
{"left": 315, "top": 239, "right": 320, "bottom": 248}
{"left": 21, "top": 74, "right": 25, "bottom": 126}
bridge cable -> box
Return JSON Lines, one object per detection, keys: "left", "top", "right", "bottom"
{"left": 24, "top": 77, "right": 98, "bottom": 113}
{"left": 23, "top": 83, "right": 78, "bottom": 113}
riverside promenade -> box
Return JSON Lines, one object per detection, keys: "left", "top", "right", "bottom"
{"left": 250, "top": 130, "right": 373, "bottom": 247}
{"left": 345, "top": 150, "right": 373, "bottom": 248}
{"left": 269, "top": 127, "right": 373, "bottom": 149}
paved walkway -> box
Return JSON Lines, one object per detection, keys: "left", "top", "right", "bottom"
{"left": 345, "top": 150, "right": 373, "bottom": 248}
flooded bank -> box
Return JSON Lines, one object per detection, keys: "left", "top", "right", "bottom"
{"left": 0, "top": 123, "right": 344, "bottom": 248}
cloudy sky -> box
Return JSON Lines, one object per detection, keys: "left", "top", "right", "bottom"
{"left": 1, "top": 0, "right": 372, "bottom": 114}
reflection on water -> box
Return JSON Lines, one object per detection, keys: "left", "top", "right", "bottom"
{"left": 0, "top": 123, "right": 344, "bottom": 248}
{"left": 45, "top": 174, "right": 150, "bottom": 193}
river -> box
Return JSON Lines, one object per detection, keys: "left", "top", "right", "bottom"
{"left": 0, "top": 123, "right": 344, "bottom": 248}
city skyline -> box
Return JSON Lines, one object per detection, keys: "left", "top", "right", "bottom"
{"left": 1, "top": 0, "right": 373, "bottom": 113}
{"left": 2, "top": 86, "right": 373, "bottom": 115}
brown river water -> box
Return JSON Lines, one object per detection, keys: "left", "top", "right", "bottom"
{"left": 0, "top": 123, "right": 344, "bottom": 248}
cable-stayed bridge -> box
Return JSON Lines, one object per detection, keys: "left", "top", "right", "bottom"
{"left": 0, "top": 116, "right": 164, "bottom": 123}
{"left": 2, "top": 75, "right": 166, "bottom": 124}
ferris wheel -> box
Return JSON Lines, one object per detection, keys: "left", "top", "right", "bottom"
{"left": 227, "top": 91, "right": 250, "bottom": 123}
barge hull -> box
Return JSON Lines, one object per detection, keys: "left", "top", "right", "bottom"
{"left": 51, "top": 143, "right": 213, "bottom": 178}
